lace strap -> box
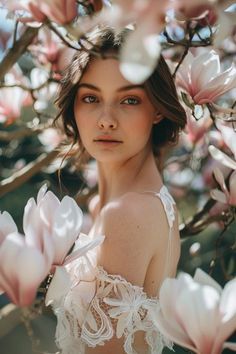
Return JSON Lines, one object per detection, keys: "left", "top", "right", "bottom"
{"left": 142, "top": 185, "right": 176, "bottom": 279}
{"left": 156, "top": 186, "right": 176, "bottom": 279}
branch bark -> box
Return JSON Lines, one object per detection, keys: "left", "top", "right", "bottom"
{"left": 0, "top": 27, "right": 39, "bottom": 81}
{"left": 0, "top": 149, "right": 59, "bottom": 197}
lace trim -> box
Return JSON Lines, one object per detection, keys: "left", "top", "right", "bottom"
{"left": 52, "top": 263, "right": 173, "bottom": 354}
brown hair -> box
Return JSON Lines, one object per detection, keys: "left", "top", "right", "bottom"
{"left": 55, "top": 26, "right": 186, "bottom": 163}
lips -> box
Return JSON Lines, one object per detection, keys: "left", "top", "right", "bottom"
{"left": 94, "top": 135, "right": 123, "bottom": 143}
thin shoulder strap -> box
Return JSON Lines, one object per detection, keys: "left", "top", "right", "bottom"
{"left": 157, "top": 186, "right": 176, "bottom": 280}
{"left": 142, "top": 185, "right": 176, "bottom": 279}
{"left": 142, "top": 185, "right": 176, "bottom": 228}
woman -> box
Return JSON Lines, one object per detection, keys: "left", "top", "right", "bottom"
{"left": 52, "top": 27, "right": 186, "bottom": 354}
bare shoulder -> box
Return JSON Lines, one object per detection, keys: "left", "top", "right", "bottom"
{"left": 97, "top": 191, "right": 179, "bottom": 287}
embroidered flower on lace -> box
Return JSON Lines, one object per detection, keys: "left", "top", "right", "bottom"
{"left": 104, "top": 282, "right": 148, "bottom": 338}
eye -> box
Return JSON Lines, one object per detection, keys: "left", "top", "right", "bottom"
{"left": 82, "top": 95, "right": 99, "bottom": 103}
{"left": 121, "top": 97, "right": 140, "bottom": 105}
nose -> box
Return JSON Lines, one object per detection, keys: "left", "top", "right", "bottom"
{"left": 98, "top": 105, "right": 117, "bottom": 130}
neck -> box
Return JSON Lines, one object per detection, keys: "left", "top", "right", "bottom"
{"left": 97, "top": 147, "right": 162, "bottom": 208}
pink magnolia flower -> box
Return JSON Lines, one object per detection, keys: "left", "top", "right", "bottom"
{"left": 23, "top": 184, "right": 83, "bottom": 266}
{"left": 0, "top": 65, "right": 31, "bottom": 124}
{"left": 4, "top": 0, "right": 77, "bottom": 25}
{"left": 211, "top": 167, "right": 236, "bottom": 206}
{"left": 152, "top": 269, "right": 236, "bottom": 354}
{"left": 0, "top": 185, "right": 84, "bottom": 306}
{"left": 176, "top": 50, "right": 236, "bottom": 105}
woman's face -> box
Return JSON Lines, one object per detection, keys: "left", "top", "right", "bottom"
{"left": 74, "top": 58, "right": 156, "bottom": 164}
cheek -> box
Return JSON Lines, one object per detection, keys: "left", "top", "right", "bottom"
{"left": 132, "top": 114, "right": 153, "bottom": 138}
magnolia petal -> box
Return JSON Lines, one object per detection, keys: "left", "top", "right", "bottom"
{"left": 0, "top": 276, "right": 18, "bottom": 305}
{"left": 216, "top": 121, "right": 236, "bottom": 160}
{"left": 37, "top": 183, "right": 48, "bottom": 203}
{"left": 45, "top": 266, "right": 71, "bottom": 306}
{"left": 64, "top": 234, "right": 105, "bottom": 265}
{"left": 152, "top": 309, "right": 197, "bottom": 353}
{"left": 0, "top": 211, "right": 18, "bottom": 244}
{"left": 120, "top": 28, "right": 161, "bottom": 84}
{"left": 0, "top": 233, "right": 20, "bottom": 304}
{"left": 176, "top": 285, "right": 220, "bottom": 354}
{"left": 208, "top": 145, "right": 236, "bottom": 170}
{"left": 176, "top": 52, "right": 194, "bottom": 93}
{"left": 39, "top": 190, "right": 60, "bottom": 228}
{"left": 193, "top": 268, "right": 222, "bottom": 294}
{"left": 229, "top": 171, "right": 236, "bottom": 206}
{"left": 221, "top": 277, "right": 236, "bottom": 320}
{"left": 0, "top": 233, "right": 29, "bottom": 305}
{"left": 158, "top": 275, "right": 195, "bottom": 340}
{"left": 213, "top": 167, "right": 228, "bottom": 195}
{"left": 39, "top": 0, "right": 77, "bottom": 24}
{"left": 214, "top": 10, "right": 236, "bottom": 47}
{"left": 0, "top": 232, "right": 25, "bottom": 281}
{"left": 210, "top": 189, "right": 228, "bottom": 204}
{"left": 212, "top": 316, "right": 236, "bottom": 354}
{"left": 41, "top": 230, "right": 55, "bottom": 272}
{"left": 23, "top": 197, "right": 42, "bottom": 249}
{"left": 191, "top": 51, "right": 220, "bottom": 94}
{"left": 223, "top": 341, "right": 236, "bottom": 351}
{"left": 15, "top": 248, "right": 48, "bottom": 306}
{"left": 52, "top": 196, "right": 83, "bottom": 265}
{"left": 194, "top": 64, "right": 236, "bottom": 104}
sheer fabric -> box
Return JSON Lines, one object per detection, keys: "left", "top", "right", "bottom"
{"left": 50, "top": 185, "right": 176, "bottom": 354}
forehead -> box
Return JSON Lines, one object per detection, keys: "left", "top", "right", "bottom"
{"left": 79, "top": 58, "right": 132, "bottom": 89}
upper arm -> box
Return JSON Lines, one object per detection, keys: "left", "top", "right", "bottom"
{"left": 96, "top": 193, "right": 178, "bottom": 289}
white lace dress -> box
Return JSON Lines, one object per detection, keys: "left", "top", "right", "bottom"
{"left": 47, "top": 186, "right": 176, "bottom": 354}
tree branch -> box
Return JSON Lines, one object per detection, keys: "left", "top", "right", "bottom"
{"left": 0, "top": 121, "right": 53, "bottom": 141}
{"left": 0, "top": 149, "right": 59, "bottom": 197}
{"left": 0, "top": 27, "right": 39, "bottom": 81}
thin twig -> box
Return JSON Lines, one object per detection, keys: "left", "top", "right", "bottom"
{"left": 46, "top": 22, "right": 80, "bottom": 51}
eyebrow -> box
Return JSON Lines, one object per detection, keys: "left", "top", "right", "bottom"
{"left": 77, "top": 83, "right": 145, "bottom": 92}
